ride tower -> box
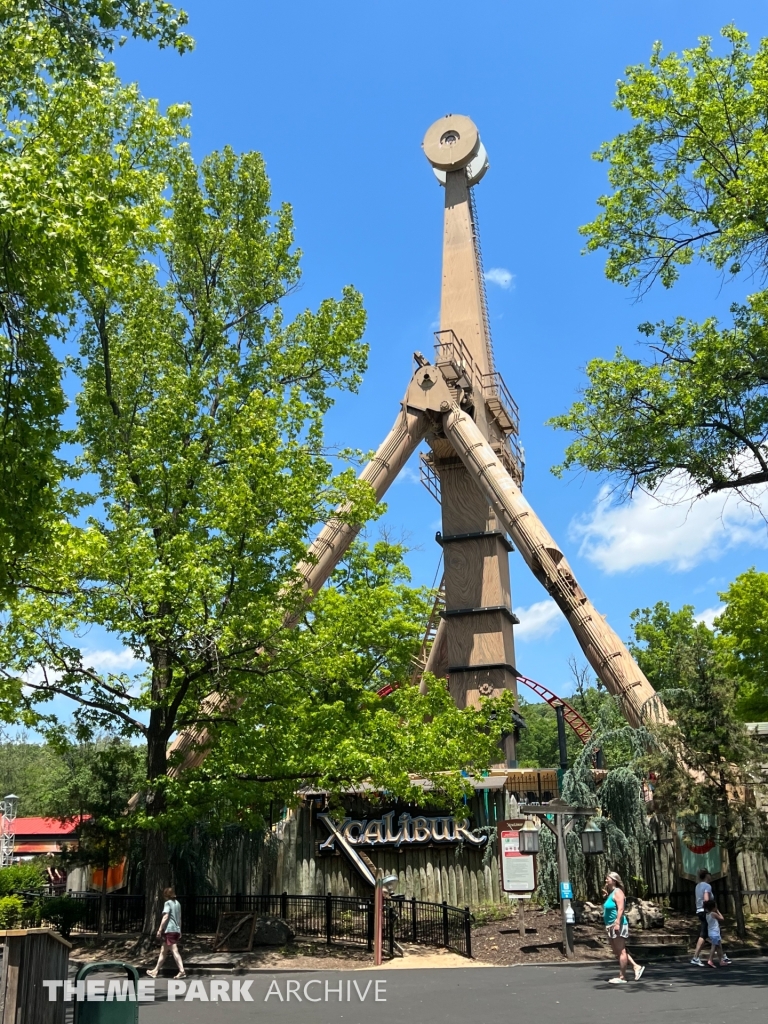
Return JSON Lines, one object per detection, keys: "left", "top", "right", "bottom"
{"left": 419, "top": 115, "right": 525, "bottom": 763}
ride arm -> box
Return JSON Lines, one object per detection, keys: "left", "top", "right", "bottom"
{"left": 285, "top": 404, "right": 431, "bottom": 627}
{"left": 441, "top": 403, "right": 667, "bottom": 728}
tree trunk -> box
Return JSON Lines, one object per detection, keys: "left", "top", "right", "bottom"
{"left": 98, "top": 840, "right": 109, "bottom": 937}
{"left": 725, "top": 842, "right": 746, "bottom": 939}
{"left": 140, "top": 709, "right": 172, "bottom": 945}
{"left": 141, "top": 827, "right": 171, "bottom": 943}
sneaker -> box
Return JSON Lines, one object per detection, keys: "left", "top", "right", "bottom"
{"left": 146, "top": 969, "right": 158, "bottom": 979}
{"left": 608, "top": 977, "right": 628, "bottom": 984}
{"left": 721, "top": 957, "right": 732, "bottom": 965}
{"left": 690, "top": 956, "right": 703, "bottom": 965}
{"left": 634, "top": 965, "right": 646, "bottom": 981}
{"left": 707, "top": 961, "right": 717, "bottom": 969}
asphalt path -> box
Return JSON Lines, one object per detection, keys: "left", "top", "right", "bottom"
{"left": 86, "top": 959, "right": 768, "bottom": 1024}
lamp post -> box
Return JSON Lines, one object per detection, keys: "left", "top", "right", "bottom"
{"left": 373, "top": 871, "right": 399, "bottom": 965}
{"left": 521, "top": 798, "right": 599, "bottom": 959}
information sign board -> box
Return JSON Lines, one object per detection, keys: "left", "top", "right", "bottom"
{"left": 498, "top": 819, "right": 536, "bottom": 894}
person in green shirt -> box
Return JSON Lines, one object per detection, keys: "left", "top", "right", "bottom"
{"left": 603, "top": 872, "right": 645, "bottom": 984}
{"left": 147, "top": 886, "right": 186, "bottom": 979}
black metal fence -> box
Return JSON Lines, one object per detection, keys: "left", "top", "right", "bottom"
{"left": 385, "top": 895, "right": 472, "bottom": 958}
{"left": 31, "top": 892, "right": 472, "bottom": 958}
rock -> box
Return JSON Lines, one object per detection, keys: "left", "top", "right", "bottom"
{"left": 572, "top": 900, "right": 602, "bottom": 925}
{"left": 636, "top": 899, "right": 664, "bottom": 930}
{"left": 625, "top": 904, "right": 642, "bottom": 929}
{"left": 623, "top": 899, "right": 664, "bottom": 931}
{"left": 251, "top": 916, "right": 295, "bottom": 946}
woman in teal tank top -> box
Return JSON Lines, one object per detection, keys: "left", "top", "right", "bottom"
{"left": 603, "top": 872, "right": 645, "bottom": 984}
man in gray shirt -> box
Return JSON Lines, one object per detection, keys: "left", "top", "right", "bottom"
{"left": 690, "top": 869, "right": 713, "bottom": 965}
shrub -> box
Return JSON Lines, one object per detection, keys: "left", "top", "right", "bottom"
{"left": 0, "top": 895, "right": 25, "bottom": 927}
{"left": 0, "top": 863, "right": 46, "bottom": 896}
{"left": 40, "top": 895, "right": 89, "bottom": 938}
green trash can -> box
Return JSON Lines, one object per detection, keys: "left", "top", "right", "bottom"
{"left": 73, "top": 962, "right": 140, "bottom": 1024}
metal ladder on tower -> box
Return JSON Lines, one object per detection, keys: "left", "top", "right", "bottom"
{"left": 409, "top": 575, "right": 446, "bottom": 685}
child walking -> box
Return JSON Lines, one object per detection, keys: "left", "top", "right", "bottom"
{"left": 703, "top": 896, "right": 732, "bottom": 968}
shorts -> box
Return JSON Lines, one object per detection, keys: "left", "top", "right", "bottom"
{"left": 707, "top": 928, "right": 721, "bottom": 945}
{"left": 606, "top": 921, "right": 629, "bottom": 940}
{"left": 696, "top": 911, "right": 708, "bottom": 940}
{"left": 164, "top": 932, "right": 181, "bottom": 946}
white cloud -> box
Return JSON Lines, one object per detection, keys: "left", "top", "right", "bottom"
{"left": 22, "top": 648, "right": 140, "bottom": 690}
{"left": 484, "top": 267, "right": 515, "bottom": 290}
{"left": 696, "top": 605, "right": 725, "bottom": 630}
{"left": 81, "top": 648, "right": 141, "bottom": 674}
{"left": 394, "top": 464, "right": 421, "bottom": 486}
{"left": 513, "top": 599, "right": 562, "bottom": 642}
{"left": 571, "top": 474, "right": 768, "bottom": 573}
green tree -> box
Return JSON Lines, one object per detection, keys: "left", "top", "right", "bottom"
{"left": 0, "top": 143, "right": 372, "bottom": 935}
{"left": 551, "top": 26, "right": 768, "bottom": 500}
{"left": 0, "top": 2, "right": 190, "bottom": 599}
{"left": 715, "top": 568, "right": 768, "bottom": 720}
{"left": 0, "top": 732, "right": 74, "bottom": 815}
{"left": 629, "top": 602, "right": 716, "bottom": 693}
{"left": 51, "top": 738, "right": 143, "bottom": 933}
{"left": 178, "top": 539, "right": 520, "bottom": 828}
{"left": 631, "top": 605, "right": 767, "bottom": 937}
{"left": 0, "top": 1, "right": 192, "bottom": 61}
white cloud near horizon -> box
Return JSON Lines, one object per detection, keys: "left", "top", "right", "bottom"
{"left": 696, "top": 605, "right": 725, "bottom": 630}
{"left": 484, "top": 267, "right": 514, "bottom": 290}
{"left": 513, "top": 599, "right": 562, "bottom": 642}
{"left": 571, "top": 474, "right": 768, "bottom": 573}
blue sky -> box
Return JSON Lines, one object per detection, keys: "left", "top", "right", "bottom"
{"left": 84, "top": 0, "right": 768, "bottom": 702}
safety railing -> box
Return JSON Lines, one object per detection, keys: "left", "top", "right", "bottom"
{"left": 29, "top": 891, "right": 474, "bottom": 958}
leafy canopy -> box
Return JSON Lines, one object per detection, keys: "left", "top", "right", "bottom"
{"left": 0, "top": 2, "right": 190, "bottom": 598}
{"left": 581, "top": 24, "right": 768, "bottom": 291}
{"left": 552, "top": 26, "right": 768, "bottom": 498}
{"left": 715, "top": 568, "right": 768, "bottom": 720}
{"left": 0, "top": 1, "right": 193, "bottom": 58}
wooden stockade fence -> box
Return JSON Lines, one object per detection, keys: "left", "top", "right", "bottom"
{"left": 0, "top": 929, "right": 70, "bottom": 1024}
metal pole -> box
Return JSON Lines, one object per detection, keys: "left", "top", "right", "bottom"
{"left": 554, "top": 702, "right": 568, "bottom": 770}
{"left": 556, "top": 814, "right": 575, "bottom": 959}
{"left": 517, "top": 897, "right": 526, "bottom": 939}
{"left": 373, "top": 870, "right": 384, "bottom": 966}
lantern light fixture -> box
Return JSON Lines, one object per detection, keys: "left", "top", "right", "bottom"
{"left": 381, "top": 874, "right": 399, "bottom": 895}
{"left": 518, "top": 820, "right": 540, "bottom": 855}
{"left": 580, "top": 819, "right": 604, "bottom": 855}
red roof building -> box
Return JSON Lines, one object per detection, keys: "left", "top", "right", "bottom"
{"left": 10, "top": 816, "right": 85, "bottom": 856}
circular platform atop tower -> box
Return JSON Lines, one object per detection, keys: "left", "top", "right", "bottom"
{"left": 422, "top": 114, "right": 480, "bottom": 171}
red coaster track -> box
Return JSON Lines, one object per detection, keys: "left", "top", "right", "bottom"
{"left": 516, "top": 675, "right": 593, "bottom": 744}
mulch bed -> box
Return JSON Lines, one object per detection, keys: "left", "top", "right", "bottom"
{"left": 471, "top": 909, "right": 611, "bottom": 965}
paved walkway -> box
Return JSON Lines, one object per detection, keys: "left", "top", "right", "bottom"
{"left": 126, "top": 959, "right": 767, "bottom": 1023}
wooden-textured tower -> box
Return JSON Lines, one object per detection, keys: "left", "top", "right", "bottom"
{"left": 419, "top": 116, "right": 524, "bottom": 761}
